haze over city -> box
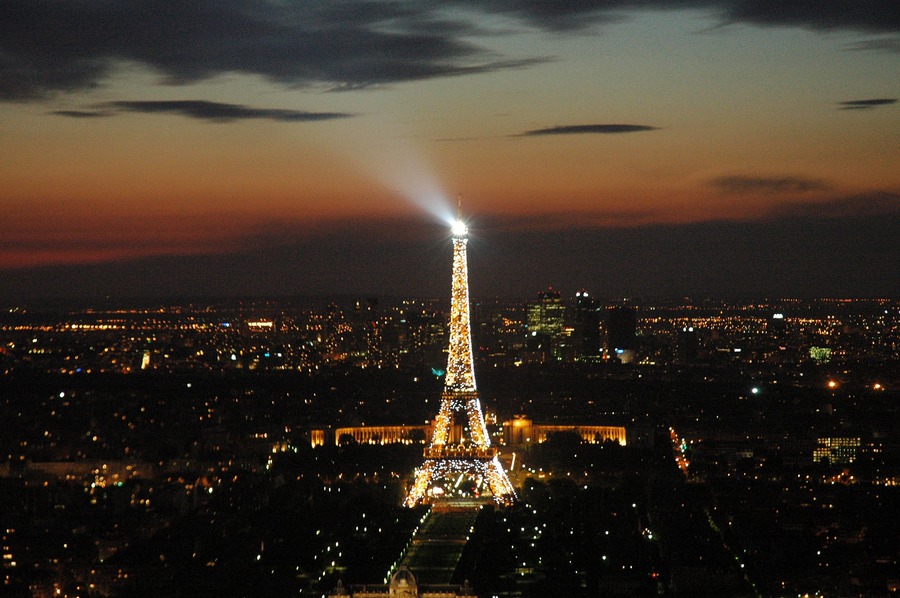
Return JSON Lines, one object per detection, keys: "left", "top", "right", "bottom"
{"left": 2, "top": 0, "right": 898, "bottom": 299}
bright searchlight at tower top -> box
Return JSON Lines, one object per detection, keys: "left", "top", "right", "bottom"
{"left": 450, "top": 192, "right": 468, "bottom": 237}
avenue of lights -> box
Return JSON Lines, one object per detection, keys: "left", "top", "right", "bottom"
{"left": 404, "top": 212, "right": 516, "bottom": 508}
{"left": 670, "top": 427, "right": 691, "bottom": 477}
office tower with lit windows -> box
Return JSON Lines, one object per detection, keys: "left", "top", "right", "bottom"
{"left": 525, "top": 289, "right": 566, "bottom": 362}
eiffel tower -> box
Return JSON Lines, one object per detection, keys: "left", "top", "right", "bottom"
{"left": 404, "top": 200, "right": 516, "bottom": 507}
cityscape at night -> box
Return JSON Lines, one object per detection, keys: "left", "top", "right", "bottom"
{"left": 2, "top": 281, "right": 898, "bottom": 596}
{"left": 2, "top": 1, "right": 898, "bottom": 596}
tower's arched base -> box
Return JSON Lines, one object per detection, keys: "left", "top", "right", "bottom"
{"left": 404, "top": 452, "right": 516, "bottom": 508}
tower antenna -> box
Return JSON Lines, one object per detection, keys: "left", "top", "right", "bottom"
{"left": 457, "top": 193, "right": 462, "bottom": 219}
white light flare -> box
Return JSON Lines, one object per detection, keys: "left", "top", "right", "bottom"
{"left": 334, "top": 122, "right": 456, "bottom": 225}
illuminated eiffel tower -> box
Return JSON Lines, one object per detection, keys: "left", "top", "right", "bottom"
{"left": 404, "top": 199, "right": 516, "bottom": 507}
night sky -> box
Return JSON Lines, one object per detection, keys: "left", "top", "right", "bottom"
{"left": 1, "top": 1, "right": 897, "bottom": 300}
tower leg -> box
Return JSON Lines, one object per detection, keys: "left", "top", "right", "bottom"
{"left": 485, "top": 457, "right": 516, "bottom": 506}
{"left": 430, "top": 403, "right": 453, "bottom": 446}
{"left": 405, "top": 461, "right": 435, "bottom": 507}
{"left": 464, "top": 397, "right": 490, "bottom": 447}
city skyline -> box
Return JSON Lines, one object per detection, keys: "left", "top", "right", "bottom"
{"left": 1, "top": 1, "right": 898, "bottom": 299}
{"left": 0, "top": 283, "right": 897, "bottom": 595}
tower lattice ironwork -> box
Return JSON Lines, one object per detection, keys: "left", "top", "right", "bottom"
{"left": 404, "top": 205, "right": 516, "bottom": 507}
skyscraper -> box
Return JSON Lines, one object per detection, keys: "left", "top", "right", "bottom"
{"left": 678, "top": 325, "right": 699, "bottom": 363}
{"left": 525, "top": 289, "right": 566, "bottom": 362}
{"left": 573, "top": 290, "right": 602, "bottom": 360}
{"left": 606, "top": 305, "right": 637, "bottom": 359}
{"left": 526, "top": 289, "right": 565, "bottom": 337}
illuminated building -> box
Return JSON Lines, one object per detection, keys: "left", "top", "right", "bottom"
{"left": 526, "top": 289, "right": 565, "bottom": 337}
{"left": 502, "top": 416, "right": 626, "bottom": 447}
{"left": 809, "top": 346, "right": 832, "bottom": 363}
{"left": 330, "top": 566, "right": 477, "bottom": 597}
{"left": 525, "top": 289, "right": 566, "bottom": 362}
{"left": 404, "top": 208, "right": 516, "bottom": 507}
{"left": 333, "top": 425, "right": 432, "bottom": 446}
{"left": 813, "top": 437, "right": 861, "bottom": 465}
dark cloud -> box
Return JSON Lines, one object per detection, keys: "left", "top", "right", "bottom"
{"left": 769, "top": 191, "right": 900, "bottom": 219}
{"left": 846, "top": 37, "right": 900, "bottom": 53}
{"left": 519, "top": 124, "right": 658, "bottom": 136}
{"left": 719, "top": 1, "right": 899, "bottom": 34}
{"left": 464, "top": 0, "right": 900, "bottom": 33}
{"left": 2, "top": 0, "right": 898, "bottom": 102}
{"left": 0, "top": 0, "right": 542, "bottom": 101}
{"left": 48, "top": 100, "right": 352, "bottom": 123}
{"left": 838, "top": 98, "right": 897, "bottom": 110}
{"left": 48, "top": 110, "right": 111, "bottom": 118}
{"left": 711, "top": 175, "right": 829, "bottom": 195}
{"left": 461, "top": 0, "right": 627, "bottom": 33}
{"left": 434, "top": 137, "right": 488, "bottom": 142}
{"left": 324, "top": 57, "right": 551, "bottom": 92}
{"left": 101, "top": 100, "right": 351, "bottom": 123}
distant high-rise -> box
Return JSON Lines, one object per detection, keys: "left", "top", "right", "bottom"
{"left": 526, "top": 289, "right": 564, "bottom": 337}
{"left": 573, "top": 290, "right": 602, "bottom": 360}
{"left": 351, "top": 297, "right": 379, "bottom": 358}
{"left": 525, "top": 289, "right": 566, "bottom": 362}
{"left": 606, "top": 305, "right": 637, "bottom": 355}
{"left": 678, "top": 325, "right": 699, "bottom": 363}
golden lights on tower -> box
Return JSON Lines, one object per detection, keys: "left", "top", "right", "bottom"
{"left": 444, "top": 219, "right": 476, "bottom": 392}
{"left": 404, "top": 203, "right": 516, "bottom": 507}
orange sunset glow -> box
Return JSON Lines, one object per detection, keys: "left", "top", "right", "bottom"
{"left": 0, "top": 2, "right": 897, "bottom": 298}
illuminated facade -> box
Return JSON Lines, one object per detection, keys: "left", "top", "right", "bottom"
{"left": 333, "top": 425, "right": 432, "bottom": 446}
{"left": 404, "top": 213, "right": 516, "bottom": 507}
{"left": 330, "top": 566, "right": 476, "bottom": 597}
{"left": 813, "top": 437, "right": 861, "bottom": 465}
{"left": 502, "top": 416, "right": 626, "bottom": 447}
